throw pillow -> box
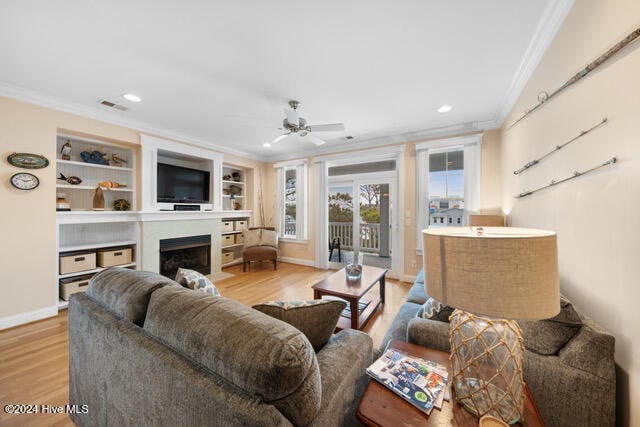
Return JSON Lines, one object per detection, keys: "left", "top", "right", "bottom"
{"left": 243, "top": 229, "right": 261, "bottom": 248}
{"left": 417, "top": 297, "right": 454, "bottom": 322}
{"left": 252, "top": 299, "right": 346, "bottom": 351}
{"left": 517, "top": 296, "right": 582, "bottom": 355}
{"left": 259, "top": 229, "right": 278, "bottom": 248}
{"left": 175, "top": 268, "right": 221, "bottom": 296}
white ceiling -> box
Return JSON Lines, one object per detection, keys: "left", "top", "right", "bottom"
{"left": 0, "top": 1, "right": 572, "bottom": 161}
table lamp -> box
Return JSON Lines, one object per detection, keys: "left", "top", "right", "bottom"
{"left": 423, "top": 227, "right": 559, "bottom": 424}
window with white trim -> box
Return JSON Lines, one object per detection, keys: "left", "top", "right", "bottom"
{"left": 275, "top": 160, "right": 307, "bottom": 240}
{"left": 415, "top": 135, "right": 482, "bottom": 250}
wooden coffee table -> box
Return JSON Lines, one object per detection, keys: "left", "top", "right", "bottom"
{"left": 357, "top": 340, "right": 545, "bottom": 426}
{"left": 312, "top": 265, "right": 386, "bottom": 330}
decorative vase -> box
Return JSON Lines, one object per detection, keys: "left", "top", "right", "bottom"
{"left": 449, "top": 310, "right": 524, "bottom": 424}
{"left": 93, "top": 187, "right": 105, "bottom": 211}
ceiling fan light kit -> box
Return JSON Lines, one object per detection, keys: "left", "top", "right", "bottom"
{"left": 269, "top": 100, "right": 345, "bottom": 147}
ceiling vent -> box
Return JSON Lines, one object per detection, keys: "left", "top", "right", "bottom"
{"left": 98, "top": 99, "right": 128, "bottom": 111}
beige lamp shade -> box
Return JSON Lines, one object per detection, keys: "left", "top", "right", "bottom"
{"left": 423, "top": 227, "right": 559, "bottom": 320}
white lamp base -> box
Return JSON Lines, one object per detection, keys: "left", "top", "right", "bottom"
{"left": 449, "top": 309, "right": 525, "bottom": 424}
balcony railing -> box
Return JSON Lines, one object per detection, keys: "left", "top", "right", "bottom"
{"left": 328, "top": 222, "right": 381, "bottom": 253}
{"left": 282, "top": 221, "right": 383, "bottom": 254}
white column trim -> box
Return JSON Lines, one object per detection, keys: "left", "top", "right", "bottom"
{"left": 314, "top": 160, "right": 329, "bottom": 269}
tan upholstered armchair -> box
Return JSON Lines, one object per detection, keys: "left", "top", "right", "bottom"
{"left": 242, "top": 227, "right": 278, "bottom": 271}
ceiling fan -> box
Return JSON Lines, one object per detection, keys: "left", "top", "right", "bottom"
{"left": 270, "top": 100, "right": 345, "bottom": 146}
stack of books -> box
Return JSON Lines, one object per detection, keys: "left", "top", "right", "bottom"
{"left": 366, "top": 349, "right": 449, "bottom": 414}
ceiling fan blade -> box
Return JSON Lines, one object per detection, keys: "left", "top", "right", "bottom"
{"left": 308, "top": 123, "right": 345, "bottom": 132}
{"left": 271, "top": 134, "right": 290, "bottom": 144}
{"left": 305, "top": 134, "right": 326, "bottom": 146}
{"left": 284, "top": 108, "right": 298, "bottom": 126}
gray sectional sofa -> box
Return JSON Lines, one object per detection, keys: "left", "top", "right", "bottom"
{"left": 380, "top": 269, "right": 616, "bottom": 427}
{"left": 68, "top": 268, "right": 373, "bottom": 426}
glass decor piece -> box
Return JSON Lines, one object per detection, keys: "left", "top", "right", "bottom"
{"left": 449, "top": 310, "right": 524, "bottom": 424}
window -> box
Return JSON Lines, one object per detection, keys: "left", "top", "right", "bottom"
{"left": 275, "top": 160, "right": 307, "bottom": 240}
{"left": 415, "top": 134, "right": 481, "bottom": 251}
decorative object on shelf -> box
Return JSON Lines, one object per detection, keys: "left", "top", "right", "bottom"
{"left": 345, "top": 263, "right": 363, "bottom": 280}
{"left": 98, "top": 180, "right": 127, "bottom": 189}
{"left": 423, "top": 227, "right": 559, "bottom": 424}
{"left": 513, "top": 118, "right": 608, "bottom": 175}
{"left": 93, "top": 186, "right": 105, "bottom": 210}
{"left": 111, "top": 153, "right": 128, "bottom": 167}
{"left": 113, "top": 198, "right": 131, "bottom": 211}
{"left": 56, "top": 192, "right": 71, "bottom": 211}
{"left": 516, "top": 157, "right": 617, "bottom": 199}
{"left": 508, "top": 25, "right": 640, "bottom": 129}
{"left": 223, "top": 174, "right": 233, "bottom": 181}
{"left": 234, "top": 201, "right": 242, "bottom": 210}
{"left": 7, "top": 152, "right": 49, "bottom": 169}
{"left": 228, "top": 184, "right": 242, "bottom": 195}
{"left": 60, "top": 139, "right": 72, "bottom": 160}
{"left": 57, "top": 172, "right": 82, "bottom": 185}
{"left": 10, "top": 172, "right": 40, "bottom": 190}
{"left": 232, "top": 171, "right": 241, "bottom": 182}
{"left": 80, "top": 150, "right": 110, "bottom": 165}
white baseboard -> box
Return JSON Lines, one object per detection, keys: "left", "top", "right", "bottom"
{"left": 278, "top": 257, "right": 315, "bottom": 267}
{"left": 0, "top": 306, "right": 58, "bottom": 330}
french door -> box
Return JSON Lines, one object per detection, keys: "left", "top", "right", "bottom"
{"left": 327, "top": 176, "right": 394, "bottom": 271}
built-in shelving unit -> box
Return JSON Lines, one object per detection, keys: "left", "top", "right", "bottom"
{"left": 222, "top": 165, "right": 246, "bottom": 211}
{"left": 56, "top": 134, "right": 136, "bottom": 212}
{"left": 221, "top": 217, "right": 249, "bottom": 267}
{"left": 55, "top": 132, "right": 139, "bottom": 309}
{"left": 57, "top": 219, "right": 139, "bottom": 308}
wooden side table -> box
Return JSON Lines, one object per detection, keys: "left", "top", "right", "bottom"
{"left": 357, "top": 341, "right": 545, "bottom": 426}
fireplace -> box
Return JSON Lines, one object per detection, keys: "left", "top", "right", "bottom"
{"left": 159, "top": 234, "right": 211, "bottom": 279}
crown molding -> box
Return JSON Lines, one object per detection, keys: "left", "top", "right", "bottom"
{"left": 494, "top": 0, "right": 575, "bottom": 127}
{"left": 0, "top": 82, "right": 262, "bottom": 161}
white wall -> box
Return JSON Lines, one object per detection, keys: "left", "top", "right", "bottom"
{"left": 501, "top": 1, "right": 640, "bottom": 424}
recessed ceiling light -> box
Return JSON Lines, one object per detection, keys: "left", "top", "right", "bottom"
{"left": 122, "top": 93, "right": 142, "bottom": 103}
{"left": 437, "top": 105, "right": 452, "bottom": 113}
{"left": 263, "top": 143, "right": 271, "bottom": 148}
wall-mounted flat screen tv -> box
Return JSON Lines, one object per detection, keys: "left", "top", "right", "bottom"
{"left": 157, "top": 163, "right": 210, "bottom": 203}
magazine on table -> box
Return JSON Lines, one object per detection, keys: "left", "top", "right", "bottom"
{"left": 366, "top": 349, "right": 449, "bottom": 414}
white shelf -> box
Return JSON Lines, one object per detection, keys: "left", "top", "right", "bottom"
{"left": 222, "top": 259, "right": 243, "bottom": 268}
{"left": 57, "top": 300, "right": 69, "bottom": 309}
{"left": 57, "top": 159, "right": 134, "bottom": 172}
{"left": 56, "top": 184, "right": 135, "bottom": 192}
{"left": 222, "top": 195, "right": 244, "bottom": 198}
{"left": 58, "top": 263, "right": 136, "bottom": 279}
{"left": 222, "top": 243, "right": 244, "bottom": 249}
{"left": 59, "top": 240, "right": 136, "bottom": 253}
{"left": 222, "top": 180, "right": 245, "bottom": 185}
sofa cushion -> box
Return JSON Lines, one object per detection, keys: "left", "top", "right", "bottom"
{"left": 86, "top": 267, "right": 180, "bottom": 325}
{"left": 253, "top": 299, "right": 346, "bottom": 351}
{"left": 518, "top": 296, "right": 582, "bottom": 355}
{"left": 143, "top": 287, "right": 321, "bottom": 425}
{"left": 243, "top": 229, "right": 261, "bottom": 248}
{"left": 417, "top": 297, "right": 454, "bottom": 322}
{"left": 175, "top": 268, "right": 220, "bottom": 296}
{"left": 259, "top": 229, "right": 278, "bottom": 248}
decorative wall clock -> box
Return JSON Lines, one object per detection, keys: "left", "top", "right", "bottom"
{"left": 10, "top": 172, "right": 40, "bottom": 190}
{"left": 7, "top": 153, "right": 49, "bottom": 169}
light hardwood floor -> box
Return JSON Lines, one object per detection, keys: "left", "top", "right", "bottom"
{"left": 0, "top": 262, "right": 411, "bottom": 426}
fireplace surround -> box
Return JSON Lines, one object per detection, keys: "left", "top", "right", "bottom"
{"left": 159, "top": 234, "right": 211, "bottom": 279}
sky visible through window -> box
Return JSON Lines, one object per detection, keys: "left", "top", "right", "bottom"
{"left": 429, "top": 170, "right": 464, "bottom": 199}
